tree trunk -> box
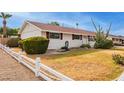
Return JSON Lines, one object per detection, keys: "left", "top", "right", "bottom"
{"left": 3, "top": 19, "right": 7, "bottom": 38}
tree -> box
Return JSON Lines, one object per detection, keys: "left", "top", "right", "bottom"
{"left": 0, "top": 12, "right": 12, "bottom": 37}
{"left": 7, "top": 28, "right": 19, "bottom": 36}
{"left": 0, "top": 27, "right": 2, "bottom": 34}
{"left": 91, "top": 18, "right": 113, "bottom": 49}
{"left": 50, "top": 21, "right": 60, "bottom": 26}
{"left": 0, "top": 27, "right": 19, "bottom": 36}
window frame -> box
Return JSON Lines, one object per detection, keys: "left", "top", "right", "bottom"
{"left": 72, "top": 34, "right": 82, "bottom": 40}
{"left": 88, "top": 36, "right": 95, "bottom": 41}
{"left": 49, "top": 32, "right": 61, "bottom": 39}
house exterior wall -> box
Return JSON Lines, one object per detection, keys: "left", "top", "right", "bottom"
{"left": 21, "top": 23, "right": 42, "bottom": 39}
{"left": 42, "top": 32, "right": 84, "bottom": 49}
{"left": 82, "top": 36, "right": 88, "bottom": 44}
{"left": 82, "top": 36, "right": 95, "bottom": 47}
{"left": 89, "top": 41, "right": 95, "bottom": 47}
{"left": 20, "top": 23, "right": 95, "bottom": 49}
{"left": 113, "top": 40, "right": 122, "bottom": 44}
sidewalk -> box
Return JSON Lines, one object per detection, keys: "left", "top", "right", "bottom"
{"left": 0, "top": 49, "right": 43, "bottom": 81}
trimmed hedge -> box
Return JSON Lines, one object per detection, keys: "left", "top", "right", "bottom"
{"left": 6, "top": 38, "right": 20, "bottom": 47}
{"left": 23, "top": 37, "right": 49, "bottom": 54}
{"left": 18, "top": 39, "right": 24, "bottom": 50}
{"left": 61, "top": 46, "right": 69, "bottom": 51}
{"left": 94, "top": 39, "right": 113, "bottom": 49}
{"left": 80, "top": 44, "right": 91, "bottom": 48}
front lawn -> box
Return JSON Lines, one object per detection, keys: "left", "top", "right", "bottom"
{"left": 12, "top": 48, "right": 124, "bottom": 81}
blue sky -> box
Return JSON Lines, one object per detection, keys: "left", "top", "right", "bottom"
{"left": 0, "top": 12, "right": 124, "bottom": 35}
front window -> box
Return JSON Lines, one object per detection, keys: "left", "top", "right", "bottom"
{"left": 112, "top": 38, "right": 115, "bottom": 41}
{"left": 72, "top": 34, "right": 82, "bottom": 40}
{"left": 49, "top": 32, "right": 60, "bottom": 39}
{"left": 88, "top": 36, "right": 94, "bottom": 41}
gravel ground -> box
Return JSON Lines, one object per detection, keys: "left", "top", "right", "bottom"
{"left": 0, "top": 49, "right": 43, "bottom": 81}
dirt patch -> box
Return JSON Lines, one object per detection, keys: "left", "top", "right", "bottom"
{"left": 61, "top": 62, "right": 118, "bottom": 80}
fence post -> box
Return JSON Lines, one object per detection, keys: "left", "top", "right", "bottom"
{"left": 7, "top": 47, "right": 9, "bottom": 51}
{"left": 2, "top": 44, "right": 4, "bottom": 50}
{"left": 18, "top": 51, "right": 22, "bottom": 63}
{"left": 35, "top": 57, "right": 41, "bottom": 77}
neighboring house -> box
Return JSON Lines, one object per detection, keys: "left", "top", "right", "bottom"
{"left": 19, "top": 20, "right": 124, "bottom": 49}
{"left": 108, "top": 35, "right": 124, "bottom": 45}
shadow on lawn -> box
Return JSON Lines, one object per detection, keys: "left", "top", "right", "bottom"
{"left": 111, "top": 48, "right": 124, "bottom": 51}
{"left": 43, "top": 49, "right": 102, "bottom": 60}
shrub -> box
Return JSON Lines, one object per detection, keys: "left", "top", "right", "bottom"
{"left": 94, "top": 39, "right": 113, "bottom": 49}
{"left": 6, "top": 38, "right": 20, "bottom": 47}
{"left": 61, "top": 46, "right": 69, "bottom": 51}
{"left": 18, "top": 40, "right": 24, "bottom": 50}
{"left": 23, "top": 37, "right": 49, "bottom": 54}
{"left": 80, "top": 44, "right": 91, "bottom": 48}
{"left": 112, "top": 54, "right": 124, "bottom": 65}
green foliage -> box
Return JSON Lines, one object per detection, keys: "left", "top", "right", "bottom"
{"left": 23, "top": 37, "right": 49, "bottom": 54}
{"left": 6, "top": 38, "right": 20, "bottom": 47}
{"left": 0, "top": 27, "right": 19, "bottom": 36}
{"left": 61, "top": 46, "right": 69, "bottom": 51}
{"left": 94, "top": 39, "right": 113, "bottom": 49}
{"left": 0, "top": 27, "right": 2, "bottom": 34}
{"left": 0, "top": 12, "right": 12, "bottom": 37}
{"left": 7, "top": 28, "right": 19, "bottom": 36}
{"left": 49, "top": 21, "right": 60, "bottom": 26}
{"left": 112, "top": 54, "right": 124, "bottom": 65}
{"left": 18, "top": 39, "right": 24, "bottom": 49}
{"left": 0, "top": 12, "right": 12, "bottom": 19}
{"left": 91, "top": 18, "right": 113, "bottom": 49}
{"left": 80, "top": 44, "right": 91, "bottom": 48}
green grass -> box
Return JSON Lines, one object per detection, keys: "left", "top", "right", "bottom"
{"left": 45, "top": 49, "right": 101, "bottom": 59}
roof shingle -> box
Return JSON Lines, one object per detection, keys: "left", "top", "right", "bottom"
{"left": 28, "top": 21, "right": 95, "bottom": 36}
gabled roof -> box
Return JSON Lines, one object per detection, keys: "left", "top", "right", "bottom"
{"left": 19, "top": 20, "right": 96, "bottom": 36}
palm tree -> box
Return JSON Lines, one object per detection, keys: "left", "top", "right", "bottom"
{"left": 0, "top": 12, "right": 12, "bottom": 37}
{"left": 76, "top": 23, "right": 79, "bottom": 28}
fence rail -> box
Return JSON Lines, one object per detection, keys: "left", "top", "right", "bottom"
{"left": 0, "top": 43, "right": 73, "bottom": 81}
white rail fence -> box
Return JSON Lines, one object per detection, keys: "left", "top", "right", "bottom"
{"left": 0, "top": 43, "right": 73, "bottom": 81}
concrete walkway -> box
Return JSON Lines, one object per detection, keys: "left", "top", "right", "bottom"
{"left": 0, "top": 49, "right": 43, "bottom": 81}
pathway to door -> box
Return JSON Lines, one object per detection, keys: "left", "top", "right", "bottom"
{"left": 0, "top": 49, "right": 43, "bottom": 81}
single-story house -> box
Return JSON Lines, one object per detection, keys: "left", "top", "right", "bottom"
{"left": 108, "top": 35, "right": 124, "bottom": 45}
{"left": 19, "top": 20, "right": 124, "bottom": 49}
{"left": 19, "top": 21, "right": 96, "bottom": 49}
